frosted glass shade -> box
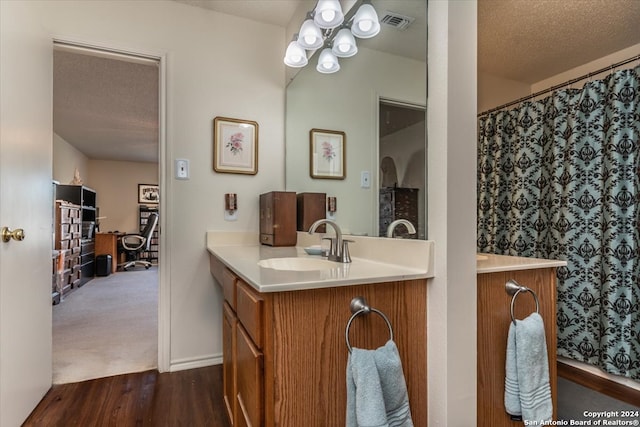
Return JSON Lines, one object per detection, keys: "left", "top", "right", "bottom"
{"left": 298, "top": 19, "right": 323, "bottom": 50}
{"left": 314, "top": 0, "right": 344, "bottom": 29}
{"left": 351, "top": 3, "right": 380, "bottom": 38}
{"left": 284, "top": 39, "right": 308, "bottom": 67}
{"left": 316, "top": 48, "right": 340, "bottom": 73}
{"left": 331, "top": 28, "right": 358, "bottom": 57}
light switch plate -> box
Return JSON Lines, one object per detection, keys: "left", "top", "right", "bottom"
{"left": 360, "top": 171, "right": 371, "bottom": 188}
{"left": 175, "top": 159, "right": 189, "bottom": 180}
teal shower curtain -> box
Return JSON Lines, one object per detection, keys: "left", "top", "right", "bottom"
{"left": 477, "top": 65, "right": 640, "bottom": 380}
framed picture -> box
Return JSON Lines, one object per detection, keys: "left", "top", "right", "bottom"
{"left": 310, "top": 128, "right": 345, "bottom": 179}
{"left": 213, "top": 116, "right": 259, "bottom": 175}
{"left": 138, "top": 184, "right": 159, "bottom": 204}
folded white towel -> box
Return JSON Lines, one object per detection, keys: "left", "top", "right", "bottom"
{"left": 504, "top": 312, "right": 553, "bottom": 423}
{"left": 346, "top": 340, "right": 413, "bottom": 427}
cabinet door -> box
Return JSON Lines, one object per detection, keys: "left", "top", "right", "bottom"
{"left": 477, "top": 268, "right": 557, "bottom": 426}
{"left": 236, "top": 325, "right": 263, "bottom": 427}
{"left": 223, "top": 303, "right": 237, "bottom": 426}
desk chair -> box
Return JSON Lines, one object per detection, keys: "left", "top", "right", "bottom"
{"left": 118, "top": 212, "right": 158, "bottom": 271}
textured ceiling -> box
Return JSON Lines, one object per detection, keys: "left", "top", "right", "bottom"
{"left": 53, "top": 0, "right": 640, "bottom": 163}
{"left": 478, "top": 0, "right": 640, "bottom": 83}
{"left": 53, "top": 49, "right": 159, "bottom": 163}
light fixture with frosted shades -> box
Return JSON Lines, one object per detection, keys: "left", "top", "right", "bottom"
{"left": 316, "top": 48, "right": 340, "bottom": 74}
{"left": 331, "top": 28, "right": 358, "bottom": 58}
{"left": 297, "top": 14, "right": 324, "bottom": 50}
{"left": 313, "top": 0, "right": 344, "bottom": 29}
{"left": 351, "top": 0, "right": 381, "bottom": 39}
{"left": 283, "top": 34, "right": 308, "bottom": 68}
{"left": 283, "top": 0, "right": 380, "bottom": 74}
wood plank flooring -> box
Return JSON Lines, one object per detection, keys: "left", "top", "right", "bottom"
{"left": 23, "top": 365, "right": 231, "bottom": 427}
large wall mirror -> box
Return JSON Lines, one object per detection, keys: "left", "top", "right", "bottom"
{"left": 285, "top": 0, "right": 427, "bottom": 238}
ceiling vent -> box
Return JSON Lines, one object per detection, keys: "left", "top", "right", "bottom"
{"left": 380, "top": 11, "right": 415, "bottom": 30}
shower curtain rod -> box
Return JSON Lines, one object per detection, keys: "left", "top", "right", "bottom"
{"left": 478, "top": 54, "right": 640, "bottom": 117}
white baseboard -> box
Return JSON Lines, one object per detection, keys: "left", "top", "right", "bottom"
{"left": 169, "top": 353, "right": 222, "bottom": 372}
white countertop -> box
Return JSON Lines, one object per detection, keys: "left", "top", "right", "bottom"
{"left": 207, "top": 231, "right": 434, "bottom": 293}
{"left": 476, "top": 253, "right": 566, "bottom": 274}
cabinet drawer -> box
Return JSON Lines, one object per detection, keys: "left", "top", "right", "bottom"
{"left": 81, "top": 241, "right": 95, "bottom": 254}
{"left": 236, "top": 325, "right": 263, "bottom": 427}
{"left": 223, "top": 302, "right": 237, "bottom": 426}
{"left": 222, "top": 268, "right": 237, "bottom": 310}
{"left": 236, "top": 280, "right": 263, "bottom": 349}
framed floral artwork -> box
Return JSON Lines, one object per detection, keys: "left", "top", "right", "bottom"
{"left": 309, "top": 128, "right": 345, "bottom": 179}
{"left": 213, "top": 116, "right": 259, "bottom": 174}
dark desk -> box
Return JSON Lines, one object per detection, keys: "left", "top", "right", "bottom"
{"left": 95, "top": 232, "right": 123, "bottom": 273}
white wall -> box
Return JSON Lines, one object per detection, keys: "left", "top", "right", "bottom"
{"left": 88, "top": 160, "right": 158, "bottom": 233}
{"left": 477, "top": 71, "right": 530, "bottom": 113}
{"left": 428, "top": 1, "right": 478, "bottom": 425}
{"left": 2, "top": 1, "right": 482, "bottom": 425}
{"left": 3, "top": 0, "right": 286, "bottom": 375}
{"left": 532, "top": 43, "right": 640, "bottom": 91}
{"left": 286, "top": 47, "right": 426, "bottom": 236}
{"left": 53, "top": 132, "right": 89, "bottom": 185}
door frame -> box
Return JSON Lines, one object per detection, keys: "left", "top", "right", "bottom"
{"left": 52, "top": 38, "right": 170, "bottom": 372}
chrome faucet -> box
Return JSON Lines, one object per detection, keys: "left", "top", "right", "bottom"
{"left": 308, "top": 219, "right": 351, "bottom": 263}
{"left": 386, "top": 219, "right": 417, "bottom": 238}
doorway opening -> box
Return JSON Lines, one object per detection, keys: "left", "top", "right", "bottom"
{"left": 377, "top": 99, "right": 427, "bottom": 239}
{"left": 52, "top": 41, "right": 162, "bottom": 384}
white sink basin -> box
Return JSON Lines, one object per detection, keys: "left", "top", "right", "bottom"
{"left": 257, "top": 257, "right": 336, "bottom": 271}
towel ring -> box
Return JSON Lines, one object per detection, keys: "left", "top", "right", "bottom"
{"left": 345, "top": 296, "right": 394, "bottom": 354}
{"left": 505, "top": 279, "right": 540, "bottom": 325}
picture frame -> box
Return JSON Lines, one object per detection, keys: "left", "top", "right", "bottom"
{"left": 138, "top": 184, "right": 159, "bottom": 204}
{"left": 213, "top": 116, "right": 259, "bottom": 175}
{"left": 310, "top": 128, "right": 346, "bottom": 179}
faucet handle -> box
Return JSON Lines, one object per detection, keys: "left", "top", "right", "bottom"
{"left": 321, "top": 237, "right": 336, "bottom": 258}
{"left": 340, "top": 239, "right": 354, "bottom": 263}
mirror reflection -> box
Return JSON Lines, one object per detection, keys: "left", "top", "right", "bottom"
{"left": 285, "top": 0, "right": 427, "bottom": 238}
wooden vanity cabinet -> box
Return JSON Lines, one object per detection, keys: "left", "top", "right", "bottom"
{"left": 222, "top": 302, "right": 237, "bottom": 425}
{"left": 477, "top": 267, "right": 558, "bottom": 427}
{"left": 219, "top": 266, "right": 264, "bottom": 427}
{"left": 212, "top": 256, "right": 428, "bottom": 427}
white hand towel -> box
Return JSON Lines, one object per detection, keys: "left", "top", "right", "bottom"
{"left": 504, "top": 312, "right": 553, "bottom": 423}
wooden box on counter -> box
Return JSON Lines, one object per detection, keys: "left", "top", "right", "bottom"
{"left": 296, "top": 192, "right": 326, "bottom": 233}
{"left": 259, "top": 191, "right": 297, "bottom": 246}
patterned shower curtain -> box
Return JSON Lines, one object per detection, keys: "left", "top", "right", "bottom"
{"left": 477, "top": 65, "right": 640, "bottom": 380}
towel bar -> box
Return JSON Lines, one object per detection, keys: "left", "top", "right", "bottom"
{"left": 505, "top": 279, "right": 540, "bottom": 324}
{"left": 345, "top": 296, "right": 394, "bottom": 353}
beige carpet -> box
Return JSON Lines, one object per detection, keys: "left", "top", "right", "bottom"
{"left": 52, "top": 266, "right": 158, "bottom": 384}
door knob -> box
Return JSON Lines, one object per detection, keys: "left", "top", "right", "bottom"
{"left": 1, "top": 227, "right": 25, "bottom": 242}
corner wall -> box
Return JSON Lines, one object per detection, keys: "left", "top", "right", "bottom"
{"left": 53, "top": 133, "right": 89, "bottom": 185}
{"left": 88, "top": 160, "right": 158, "bottom": 234}
{"left": 428, "top": 2, "right": 478, "bottom": 425}
{"left": 13, "top": 0, "right": 286, "bottom": 372}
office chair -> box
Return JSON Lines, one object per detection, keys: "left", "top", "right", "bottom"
{"left": 118, "top": 212, "right": 159, "bottom": 271}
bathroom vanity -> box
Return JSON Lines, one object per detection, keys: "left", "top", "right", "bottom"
{"left": 207, "top": 231, "right": 434, "bottom": 427}
{"left": 476, "top": 254, "right": 567, "bottom": 427}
